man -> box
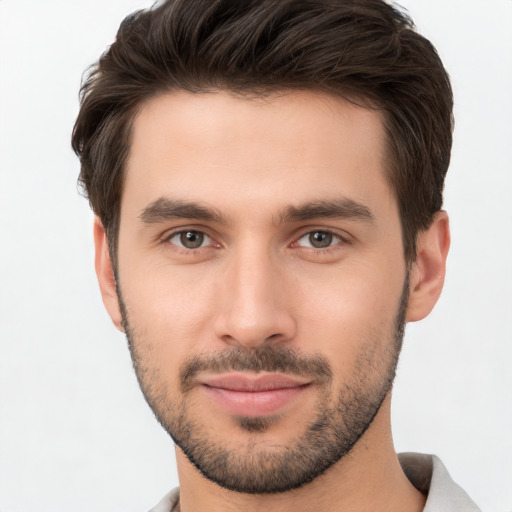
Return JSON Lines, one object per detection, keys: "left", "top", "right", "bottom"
{"left": 72, "top": 0, "right": 480, "bottom": 510}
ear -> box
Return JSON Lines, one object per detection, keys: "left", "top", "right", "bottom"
{"left": 406, "top": 211, "right": 450, "bottom": 322}
{"left": 93, "top": 217, "right": 124, "bottom": 332}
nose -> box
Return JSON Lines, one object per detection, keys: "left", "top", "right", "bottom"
{"left": 213, "top": 247, "right": 297, "bottom": 348}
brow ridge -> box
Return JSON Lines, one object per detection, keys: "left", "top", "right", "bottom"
{"left": 139, "top": 197, "right": 229, "bottom": 224}
{"left": 277, "top": 198, "right": 374, "bottom": 224}
{"left": 139, "top": 196, "right": 374, "bottom": 226}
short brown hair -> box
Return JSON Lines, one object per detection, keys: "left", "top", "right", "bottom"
{"left": 72, "top": 0, "right": 453, "bottom": 264}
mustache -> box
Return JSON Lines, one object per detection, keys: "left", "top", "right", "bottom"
{"left": 180, "top": 345, "right": 333, "bottom": 393}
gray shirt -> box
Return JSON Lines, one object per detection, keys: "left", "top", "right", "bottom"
{"left": 149, "top": 453, "right": 481, "bottom": 512}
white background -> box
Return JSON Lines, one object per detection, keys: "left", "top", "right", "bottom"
{"left": 0, "top": 1, "right": 511, "bottom": 511}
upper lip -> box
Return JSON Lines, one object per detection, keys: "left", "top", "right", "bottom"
{"left": 199, "top": 372, "right": 311, "bottom": 392}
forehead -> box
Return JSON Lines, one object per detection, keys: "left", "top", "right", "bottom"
{"left": 124, "top": 89, "right": 394, "bottom": 220}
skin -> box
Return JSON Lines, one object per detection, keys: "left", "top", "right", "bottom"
{"left": 94, "top": 90, "right": 450, "bottom": 512}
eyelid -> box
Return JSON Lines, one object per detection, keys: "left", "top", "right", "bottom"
{"left": 296, "top": 232, "right": 341, "bottom": 249}
{"left": 170, "top": 231, "right": 212, "bottom": 248}
{"left": 159, "top": 226, "right": 220, "bottom": 249}
{"left": 156, "top": 224, "right": 352, "bottom": 251}
{"left": 291, "top": 227, "right": 353, "bottom": 248}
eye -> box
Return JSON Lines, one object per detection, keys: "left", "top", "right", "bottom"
{"left": 167, "top": 230, "right": 212, "bottom": 249}
{"left": 296, "top": 230, "right": 343, "bottom": 249}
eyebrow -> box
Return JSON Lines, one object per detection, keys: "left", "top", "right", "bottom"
{"left": 139, "top": 197, "right": 230, "bottom": 225}
{"left": 139, "top": 196, "right": 374, "bottom": 226}
{"left": 277, "top": 198, "right": 374, "bottom": 224}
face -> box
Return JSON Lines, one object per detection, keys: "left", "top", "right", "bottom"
{"left": 113, "top": 90, "right": 410, "bottom": 493}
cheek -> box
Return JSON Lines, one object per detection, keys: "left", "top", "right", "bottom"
{"left": 294, "top": 261, "right": 403, "bottom": 361}
{"left": 120, "top": 263, "right": 221, "bottom": 368}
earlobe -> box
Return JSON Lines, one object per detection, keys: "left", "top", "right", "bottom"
{"left": 406, "top": 211, "right": 450, "bottom": 322}
{"left": 93, "top": 217, "right": 125, "bottom": 332}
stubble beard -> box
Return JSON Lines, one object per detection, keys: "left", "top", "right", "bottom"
{"left": 118, "top": 276, "right": 409, "bottom": 494}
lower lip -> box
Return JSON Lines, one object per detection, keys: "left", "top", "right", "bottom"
{"left": 202, "top": 385, "right": 309, "bottom": 417}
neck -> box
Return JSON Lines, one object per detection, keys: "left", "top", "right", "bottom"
{"left": 175, "top": 396, "right": 425, "bottom": 512}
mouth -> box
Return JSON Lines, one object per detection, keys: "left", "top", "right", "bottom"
{"left": 198, "top": 372, "right": 312, "bottom": 417}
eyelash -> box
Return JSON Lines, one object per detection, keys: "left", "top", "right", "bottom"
{"left": 161, "top": 227, "right": 351, "bottom": 254}
{"left": 162, "top": 229, "right": 217, "bottom": 252}
{"left": 293, "top": 230, "right": 348, "bottom": 251}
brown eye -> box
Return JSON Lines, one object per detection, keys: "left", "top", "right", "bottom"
{"left": 179, "top": 231, "right": 204, "bottom": 248}
{"left": 295, "top": 230, "right": 342, "bottom": 249}
{"left": 308, "top": 231, "right": 333, "bottom": 248}
{"left": 167, "top": 230, "right": 209, "bottom": 249}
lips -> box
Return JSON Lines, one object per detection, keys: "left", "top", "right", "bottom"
{"left": 199, "top": 373, "right": 311, "bottom": 417}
